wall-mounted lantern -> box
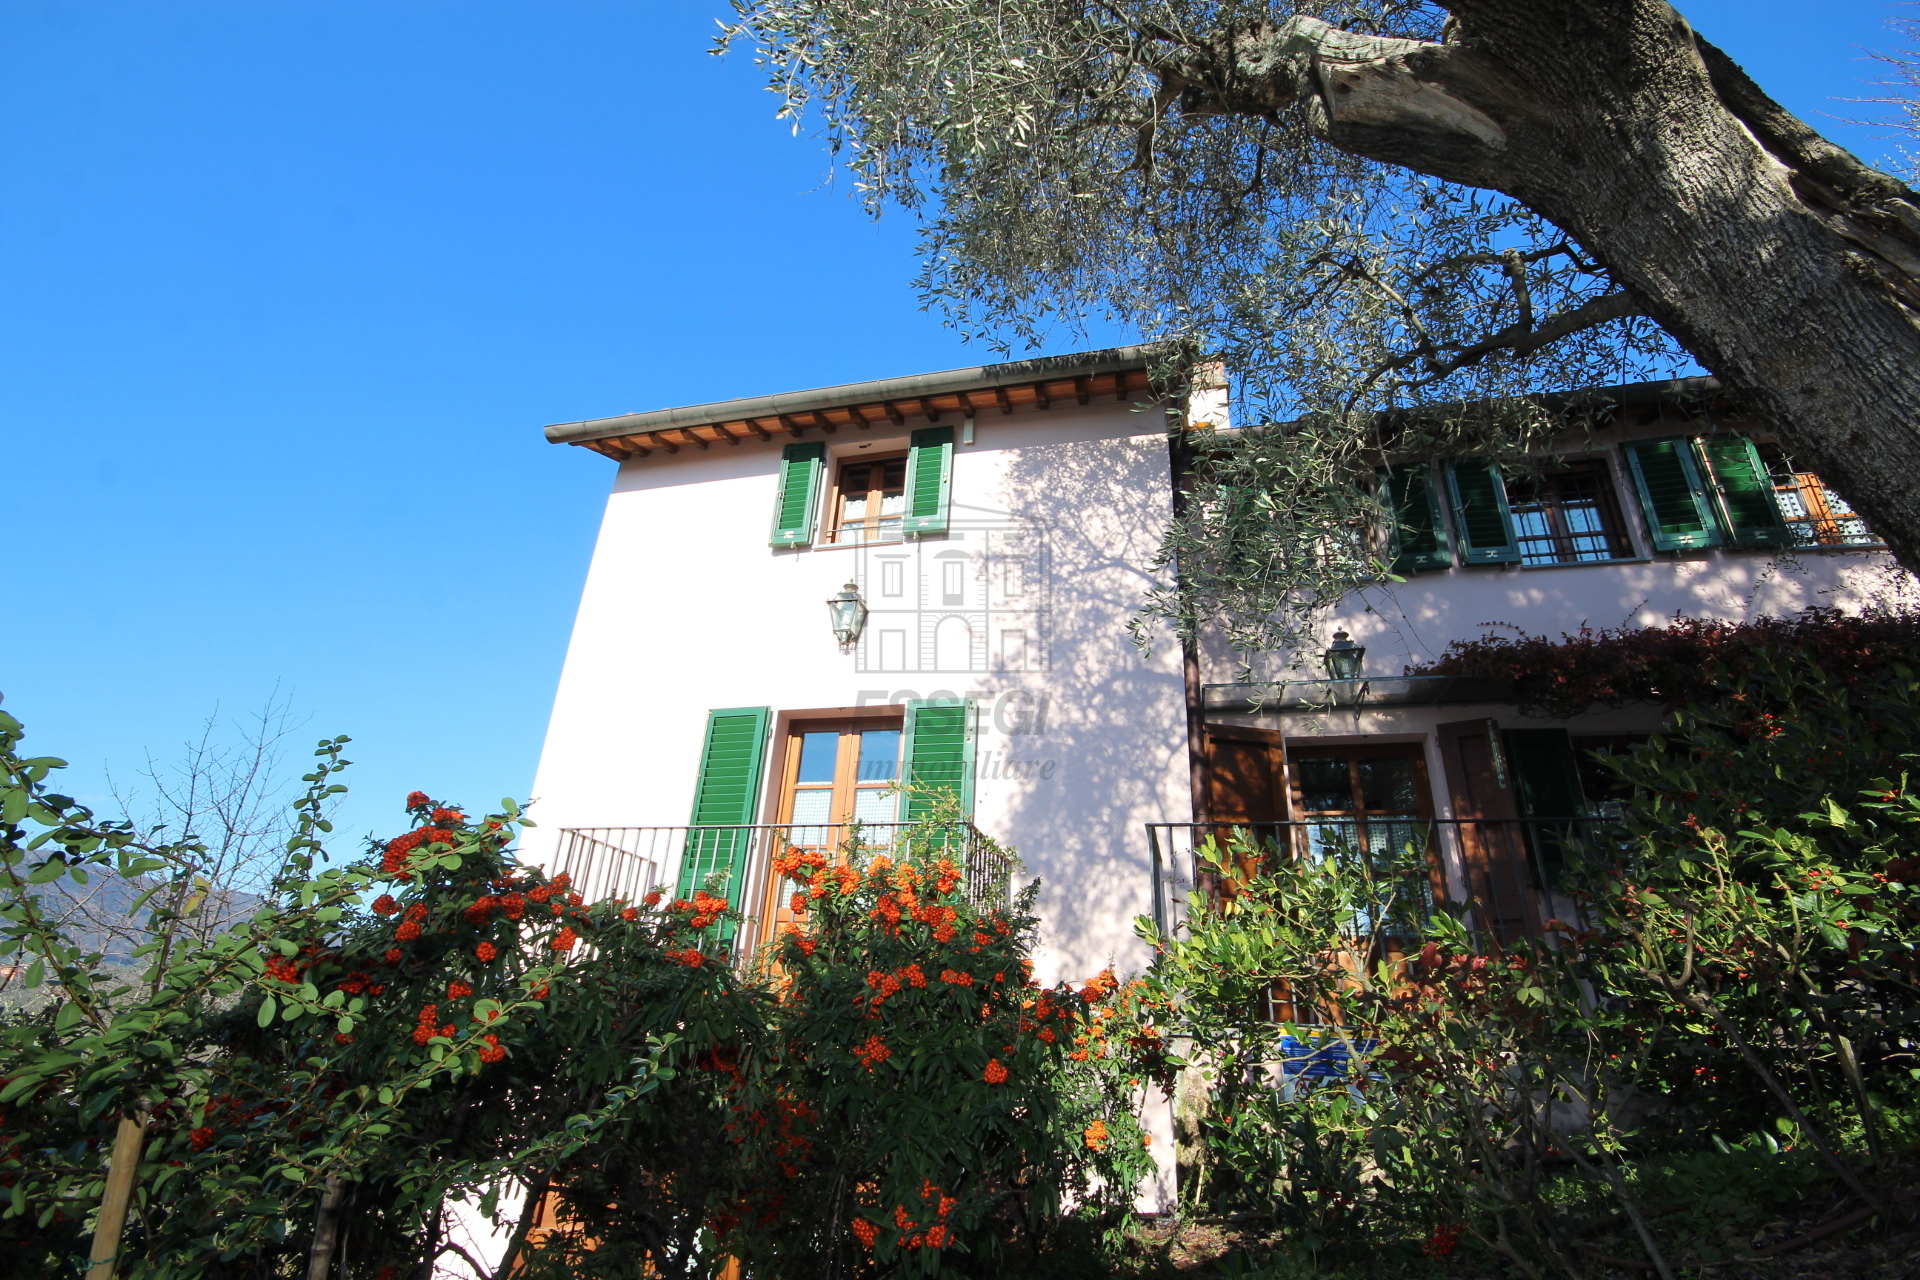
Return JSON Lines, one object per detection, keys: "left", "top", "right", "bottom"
{"left": 827, "top": 581, "right": 868, "bottom": 648}
{"left": 1323, "top": 631, "right": 1365, "bottom": 682}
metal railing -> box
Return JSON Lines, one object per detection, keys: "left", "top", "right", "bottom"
{"left": 552, "top": 821, "right": 1015, "bottom": 958}
{"left": 1146, "top": 818, "right": 1625, "bottom": 949}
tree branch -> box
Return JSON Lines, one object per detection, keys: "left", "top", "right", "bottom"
{"left": 1175, "top": 17, "right": 1514, "bottom": 187}
{"left": 1377, "top": 289, "right": 1647, "bottom": 397}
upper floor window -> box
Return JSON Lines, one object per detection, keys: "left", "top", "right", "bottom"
{"left": 767, "top": 427, "right": 955, "bottom": 549}
{"left": 1505, "top": 460, "right": 1633, "bottom": 566}
{"left": 826, "top": 455, "right": 907, "bottom": 545}
{"left": 1758, "top": 445, "right": 1882, "bottom": 549}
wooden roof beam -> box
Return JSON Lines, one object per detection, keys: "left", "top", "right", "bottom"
{"left": 1034, "top": 381, "right": 1052, "bottom": 410}
{"left": 882, "top": 401, "right": 906, "bottom": 425}
{"left": 811, "top": 410, "right": 838, "bottom": 434}
{"left": 993, "top": 385, "right": 1013, "bottom": 415}
{"left": 710, "top": 423, "right": 741, "bottom": 446}
{"left": 847, "top": 403, "right": 871, "bottom": 429}
{"left": 742, "top": 420, "right": 773, "bottom": 441}
{"left": 1075, "top": 375, "right": 1090, "bottom": 405}
{"left": 777, "top": 415, "right": 806, "bottom": 439}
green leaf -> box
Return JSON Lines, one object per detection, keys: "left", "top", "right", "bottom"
{"left": 23, "top": 959, "right": 43, "bottom": 989}
{"left": 257, "top": 996, "right": 278, "bottom": 1028}
{"left": 0, "top": 1075, "right": 41, "bottom": 1103}
{"left": 54, "top": 1001, "right": 83, "bottom": 1033}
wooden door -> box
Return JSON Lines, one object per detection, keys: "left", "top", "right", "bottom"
{"left": 1434, "top": 719, "right": 1532, "bottom": 946}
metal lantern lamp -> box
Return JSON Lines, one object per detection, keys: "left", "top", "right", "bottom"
{"left": 827, "top": 581, "right": 868, "bottom": 648}
{"left": 1323, "top": 630, "right": 1365, "bottom": 682}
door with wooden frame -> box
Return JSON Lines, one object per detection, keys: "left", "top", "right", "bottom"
{"left": 760, "top": 718, "right": 903, "bottom": 939}
{"left": 1287, "top": 742, "right": 1440, "bottom": 911}
{"left": 1281, "top": 742, "right": 1439, "bottom": 1022}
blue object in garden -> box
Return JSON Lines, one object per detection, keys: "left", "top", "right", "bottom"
{"left": 1278, "top": 1035, "right": 1379, "bottom": 1080}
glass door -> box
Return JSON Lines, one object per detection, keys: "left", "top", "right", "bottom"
{"left": 1289, "top": 745, "right": 1436, "bottom": 928}
{"left": 786, "top": 724, "right": 901, "bottom": 838}
{"left": 765, "top": 721, "right": 903, "bottom": 940}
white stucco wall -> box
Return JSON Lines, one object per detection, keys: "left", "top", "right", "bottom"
{"left": 526, "top": 397, "right": 1191, "bottom": 988}
{"left": 1211, "top": 416, "right": 1913, "bottom": 688}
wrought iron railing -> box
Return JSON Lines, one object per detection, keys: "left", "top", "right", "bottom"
{"left": 552, "top": 821, "right": 1014, "bottom": 959}
{"left": 1145, "top": 817, "right": 1625, "bottom": 949}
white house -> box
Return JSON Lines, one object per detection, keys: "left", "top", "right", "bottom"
{"left": 523, "top": 345, "right": 1900, "bottom": 1204}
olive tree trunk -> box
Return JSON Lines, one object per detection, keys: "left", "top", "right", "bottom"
{"left": 1185, "top": 0, "right": 1920, "bottom": 572}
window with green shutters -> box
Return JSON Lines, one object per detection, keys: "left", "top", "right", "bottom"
{"left": 1382, "top": 463, "right": 1453, "bottom": 574}
{"left": 1444, "top": 460, "right": 1522, "bottom": 564}
{"left": 1622, "top": 437, "right": 1722, "bottom": 551}
{"left": 1698, "top": 436, "right": 1788, "bottom": 548}
{"left": 902, "top": 426, "right": 954, "bottom": 537}
{"left": 679, "top": 708, "right": 772, "bottom": 917}
{"left": 769, "top": 443, "right": 827, "bottom": 548}
{"left": 899, "top": 699, "right": 976, "bottom": 822}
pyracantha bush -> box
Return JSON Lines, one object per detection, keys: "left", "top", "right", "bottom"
{"left": 713, "top": 830, "right": 1156, "bottom": 1279}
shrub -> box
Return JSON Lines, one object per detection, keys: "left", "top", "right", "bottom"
{"left": 0, "top": 714, "right": 759, "bottom": 1279}
{"left": 1407, "top": 606, "right": 1920, "bottom": 719}
{"left": 715, "top": 827, "right": 1155, "bottom": 1278}
{"left": 1128, "top": 643, "right": 1920, "bottom": 1280}
{"left": 3, "top": 716, "right": 1156, "bottom": 1279}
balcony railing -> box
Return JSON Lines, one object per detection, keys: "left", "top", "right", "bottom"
{"left": 1145, "top": 818, "right": 1625, "bottom": 950}
{"left": 552, "top": 821, "right": 1015, "bottom": 958}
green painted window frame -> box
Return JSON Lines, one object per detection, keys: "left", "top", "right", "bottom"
{"left": 898, "top": 698, "right": 976, "bottom": 822}
{"left": 1382, "top": 462, "right": 1453, "bottom": 574}
{"left": 1502, "top": 726, "right": 1588, "bottom": 890}
{"left": 902, "top": 426, "right": 954, "bottom": 538}
{"left": 1698, "top": 435, "right": 1789, "bottom": 548}
{"left": 679, "top": 707, "right": 772, "bottom": 922}
{"left": 1444, "top": 459, "right": 1522, "bottom": 565}
{"left": 769, "top": 442, "right": 827, "bottom": 548}
{"left": 1622, "top": 437, "right": 1722, "bottom": 551}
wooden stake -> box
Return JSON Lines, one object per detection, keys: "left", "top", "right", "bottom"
{"left": 85, "top": 1113, "right": 146, "bottom": 1280}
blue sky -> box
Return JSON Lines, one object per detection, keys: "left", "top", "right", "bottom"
{"left": 2, "top": 0, "right": 1910, "bottom": 853}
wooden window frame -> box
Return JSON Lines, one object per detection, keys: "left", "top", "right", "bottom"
{"left": 751, "top": 705, "right": 906, "bottom": 953}
{"left": 1286, "top": 741, "right": 1436, "bottom": 824}
{"left": 823, "top": 452, "right": 909, "bottom": 546}
{"left": 1503, "top": 458, "right": 1634, "bottom": 566}
{"left": 1756, "top": 443, "right": 1884, "bottom": 549}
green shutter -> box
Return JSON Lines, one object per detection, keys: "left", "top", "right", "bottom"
{"left": 1699, "top": 436, "right": 1788, "bottom": 548}
{"left": 1383, "top": 463, "right": 1453, "bottom": 574}
{"left": 902, "top": 426, "right": 954, "bottom": 537}
{"left": 1504, "top": 729, "right": 1587, "bottom": 818}
{"left": 1502, "top": 728, "right": 1587, "bottom": 890}
{"left": 1444, "top": 460, "right": 1521, "bottom": 564}
{"left": 678, "top": 708, "right": 771, "bottom": 916}
{"left": 1623, "top": 438, "right": 1721, "bottom": 551}
{"left": 769, "top": 443, "right": 826, "bottom": 548}
{"left": 899, "top": 699, "right": 975, "bottom": 822}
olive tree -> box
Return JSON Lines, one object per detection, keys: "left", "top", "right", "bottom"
{"left": 723, "top": 0, "right": 1920, "bottom": 656}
